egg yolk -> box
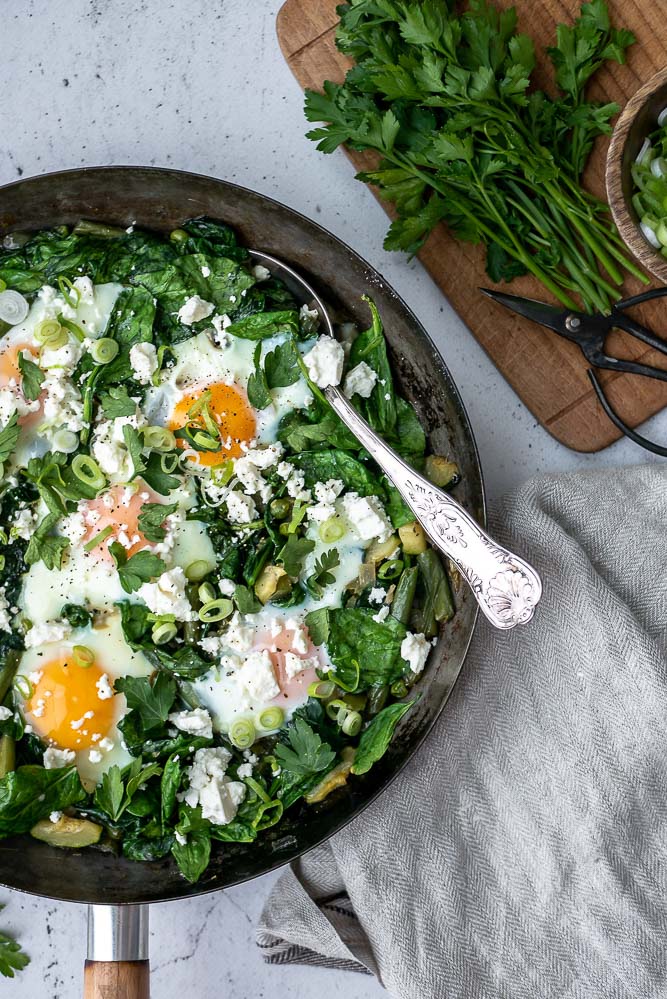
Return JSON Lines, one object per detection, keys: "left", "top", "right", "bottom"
{"left": 81, "top": 482, "right": 160, "bottom": 561}
{"left": 169, "top": 381, "right": 256, "bottom": 465}
{"left": 0, "top": 342, "right": 35, "bottom": 386}
{"left": 256, "top": 625, "right": 321, "bottom": 701}
{"left": 25, "top": 654, "right": 116, "bottom": 751}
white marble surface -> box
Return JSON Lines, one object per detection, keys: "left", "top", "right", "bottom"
{"left": 1, "top": 0, "right": 664, "bottom": 995}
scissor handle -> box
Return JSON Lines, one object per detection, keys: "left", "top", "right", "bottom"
{"left": 588, "top": 370, "right": 667, "bottom": 458}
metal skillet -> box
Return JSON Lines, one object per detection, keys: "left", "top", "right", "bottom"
{"left": 0, "top": 167, "right": 538, "bottom": 998}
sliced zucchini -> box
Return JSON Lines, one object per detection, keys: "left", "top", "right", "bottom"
{"left": 30, "top": 815, "right": 102, "bottom": 849}
{"left": 305, "top": 747, "right": 356, "bottom": 804}
{"left": 398, "top": 521, "right": 427, "bottom": 554}
{"left": 254, "top": 564, "right": 291, "bottom": 604}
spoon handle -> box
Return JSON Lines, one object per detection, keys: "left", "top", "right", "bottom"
{"left": 325, "top": 387, "right": 542, "bottom": 630}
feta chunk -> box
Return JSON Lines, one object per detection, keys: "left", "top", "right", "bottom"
{"left": 24, "top": 619, "right": 72, "bottom": 649}
{"left": 343, "top": 361, "right": 378, "bottom": 399}
{"left": 240, "top": 649, "right": 280, "bottom": 701}
{"left": 60, "top": 511, "right": 87, "bottom": 545}
{"left": 222, "top": 612, "right": 254, "bottom": 654}
{"left": 167, "top": 708, "right": 213, "bottom": 739}
{"left": 95, "top": 673, "right": 114, "bottom": 700}
{"left": 314, "top": 479, "right": 344, "bottom": 504}
{"left": 369, "top": 587, "right": 387, "bottom": 605}
{"left": 302, "top": 336, "right": 344, "bottom": 388}
{"left": 400, "top": 631, "right": 431, "bottom": 674}
{"left": 183, "top": 747, "right": 245, "bottom": 826}
{"left": 0, "top": 705, "right": 13, "bottom": 721}
{"left": 283, "top": 652, "right": 319, "bottom": 680}
{"left": 138, "top": 567, "right": 194, "bottom": 621}
{"left": 236, "top": 761, "right": 253, "bottom": 779}
{"left": 129, "top": 342, "right": 158, "bottom": 384}
{"left": 340, "top": 493, "right": 393, "bottom": 544}
{"left": 210, "top": 313, "right": 232, "bottom": 348}
{"left": 226, "top": 491, "right": 258, "bottom": 524}
{"left": 177, "top": 295, "right": 215, "bottom": 326}
{"left": 252, "top": 264, "right": 271, "bottom": 282}
{"left": 43, "top": 747, "right": 76, "bottom": 769}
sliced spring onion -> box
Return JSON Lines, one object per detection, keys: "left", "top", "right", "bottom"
{"left": 35, "top": 318, "right": 67, "bottom": 347}
{"left": 198, "top": 598, "right": 233, "bottom": 623}
{"left": 319, "top": 516, "right": 345, "bottom": 543}
{"left": 73, "top": 645, "right": 95, "bottom": 669}
{"left": 160, "top": 452, "right": 179, "bottom": 474}
{"left": 57, "top": 275, "right": 80, "bottom": 309}
{"left": 72, "top": 454, "right": 106, "bottom": 491}
{"left": 211, "top": 460, "right": 234, "bottom": 487}
{"left": 659, "top": 107, "right": 667, "bottom": 127}
{"left": 656, "top": 221, "right": 667, "bottom": 247}
{"left": 0, "top": 555, "right": 5, "bottom": 573}
{"left": 192, "top": 428, "right": 221, "bottom": 451}
{"left": 184, "top": 560, "right": 211, "bottom": 582}
{"left": 197, "top": 581, "right": 217, "bottom": 604}
{"left": 83, "top": 525, "right": 114, "bottom": 553}
{"left": 258, "top": 706, "right": 285, "bottom": 730}
{"left": 377, "top": 558, "right": 404, "bottom": 580}
{"left": 0, "top": 290, "right": 29, "bottom": 325}
{"left": 651, "top": 156, "right": 667, "bottom": 179}
{"left": 143, "top": 426, "right": 177, "bottom": 451}
{"left": 13, "top": 675, "right": 33, "bottom": 700}
{"left": 229, "top": 718, "right": 255, "bottom": 749}
{"left": 341, "top": 710, "right": 362, "bottom": 736}
{"left": 52, "top": 428, "right": 79, "bottom": 454}
{"left": 307, "top": 680, "right": 336, "bottom": 699}
{"left": 243, "top": 775, "right": 270, "bottom": 802}
{"left": 90, "top": 337, "right": 119, "bottom": 365}
{"left": 152, "top": 621, "right": 178, "bottom": 645}
{"left": 635, "top": 138, "right": 651, "bottom": 165}
{"left": 58, "top": 316, "right": 86, "bottom": 342}
{"left": 326, "top": 697, "right": 348, "bottom": 722}
{"left": 0, "top": 278, "right": 5, "bottom": 292}
{"left": 640, "top": 221, "right": 661, "bottom": 249}
{"left": 187, "top": 389, "right": 212, "bottom": 419}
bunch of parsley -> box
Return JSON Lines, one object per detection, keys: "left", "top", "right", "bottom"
{"left": 305, "top": 0, "right": 646, "bottom": 311}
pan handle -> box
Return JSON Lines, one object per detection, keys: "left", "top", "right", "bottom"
{"left": 84, "top": 904, "right": 150, "bottom": 999}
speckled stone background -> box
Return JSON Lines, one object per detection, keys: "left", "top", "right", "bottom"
{"left": 1, "top": 1, "right": 664, "bottom": 996}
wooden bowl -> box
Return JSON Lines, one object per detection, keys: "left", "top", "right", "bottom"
{"left": 606, "top": 65, "right": 667, "bottom": 283}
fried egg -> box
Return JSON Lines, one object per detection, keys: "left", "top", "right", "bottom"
{"left": 18, "top": 614, "right": 152, "bottom": 785}
{"left": 143, "top": 329, "right": 312, "bottom": 461}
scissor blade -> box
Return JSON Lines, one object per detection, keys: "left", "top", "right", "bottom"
{"left": 479, "top": 288, "right": 572, "bottom": 336}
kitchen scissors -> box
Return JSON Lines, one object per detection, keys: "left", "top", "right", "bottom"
{"left": 481, "top": 286, "right": 667, "bottom": 457}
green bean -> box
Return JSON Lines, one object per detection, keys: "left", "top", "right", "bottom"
{"left": 0, "top": 735, "right": 15, "bottom": 778}
{"left": 367, "top": 684, "right": 389, "bottom": 716}
{"left": 0, "top": 651, "right": 21, "bottom": 703}
{"left": 391, "top": 566, "right": 418, "bottom": 626}
{"left": 417, "top": 550, "right": 454, "bottom": 636}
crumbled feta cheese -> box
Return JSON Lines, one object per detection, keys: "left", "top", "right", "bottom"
{"left": 314, "top": 479, "right": 344, "bottom": 504}
{"left": 174, "top": 830, "right": 187, "bottom": 846}
{"left": 99, "top": 737, "right": 115, "bottom": 752}
{"left": 43, "top": 747, "right": 76, "bottom": 769}
{"left": 40, "top": 340, "right": 82, "bottom": 371}
{"left": 73, "top": 276, "right": 95, "bottom": 304}
{"left": 88, "top": 749, "right": 103, "bottom": 764}
{"left": 343, "top": 361, "right": 378, "bottom": 399}
{"left": 252, "top": 264, "right": 271, "bottom": 282}
{"left": 236, "top": 761, "right": 253, "bottom": 779}
{"left": 0, "top": 386, "right": 39, "bottom": 427}
{"left": 218, "top": 578, "right": 236, "bottom": 597}
{"left": 0, "top": 592, "right": 11, "bottom": 634}
{"left": 91, "top": 414, "right": 145, "bottom": 480}
{"left": 177, "top": 295, "right": 215, "bottom": 326}
{"left": 306, "top": 502, "right": 336, "bottom": 524}
{"left": 276, "top": 460, "right": 293, "bottom": 479}
{"left": 24, "top": 619, "right": 71, "bottom": 649}
{"left": 42, "top": 367, "right": 85, "bottom": 431}
{"left": 244, "top": 443, "right": 283, "bottom": 469}
{"left": 183, "top": 747, "right": 245, "bottom": 826}
{"left": 167, "top": 708, "right": 213, "bottom": 739}
{"left": 286, "top": 470, "right": 311, "bottom": 501}
{"left": 340, "top": 493, "right": 393, "bottom": 544}
{"left": 373, "top": 605, "right": 390, "bottom": 623}
{"left": 233, "top": 456, "right": 270, "bottom": 500}
{"left": 283, "top": 652, "right": 319, "bottom": 680}
{"left": 210, "top": 313, "right": 232, "bottom": 349}
{"left": 138, "top": 567, "right": 194, "bottom": 622}
{"left": 49, "top": 811, "right": 63, "bottom": 823}
{"left": 299, "top": 304, "right": 320, "bottom": 334}
{"left": 302, "top": 336, "right": 344, "bottom": 389}
{"left": 240, "top": 649, "right": 280, "bottom": 701}
{"left": 129, "top": 342, "right": 158, "bottom": 384}
{"left": 369, "top": 587, "right": 387, "bottom": 605}
{"left": 60, "top": 511, "right": 87, "bottom": 545}
{"left": 226, "top": 491, "right": 258, "bottom": 524}
{"left": 286, "top": 618, "right": 309, "bottom": 654}
{"left": 96, "top": 673, "right": 114, "bottom": 700}
{"left": 0, "top": 705, "right": 12, "bottom": 721}
{"left": 400, "top": 631, "right": 431, "bottom": 674}
{"left": 223, "top": 612, "right": 254, "bottom": 654}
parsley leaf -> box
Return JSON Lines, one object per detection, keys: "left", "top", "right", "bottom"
{"left": 98, "top": 385, "right": 138, "bottom": 418}
{"left": 274, "top": 717, "right": 336, "bottom": 776}
{"left": 0, "top": 412, "right": 19, "bottom": 466}
{"left": 137, "top": 502, "right": 178, "bottom": 543}
{"left": 109, "top": 542, "right": 165, "bottom": 593}
{"left": 94, "top": 758, "right": 163, "bottom": 822}
{"left": 141, "top": 451, "right": 181, "bottom": 495}
{"left": 234, "top": 583, "right": 262, "bottom": 615}
{"left": 114, "top": 672, "right": 176, "bottom": 730}
{"left": 305, "top": 549, "right": 340, "bottom": 598}
{"left": 247, "top": 343, "right": 271, "bottom": 409}
{"left": 0, "top": 907, "right": 29, "bottom": 979}
{"left": 278, "top": 534, "right": 316, "bottom": 578}
{"left": 17, "top": 352, "right": 44, "bottom": 402}
{"left": 25, "top": 513, "right": 68, "bottom": 570}
{"left": 122, "top": 424, "right": 146, "bottom": 478}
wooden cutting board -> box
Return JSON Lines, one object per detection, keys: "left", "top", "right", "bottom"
{"left": 277, "top": 0, "right": 667, "bottom": 452}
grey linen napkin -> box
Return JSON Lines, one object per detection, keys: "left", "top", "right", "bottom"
{"left": 257, "top": 465, "right": 667, "bottom": 998}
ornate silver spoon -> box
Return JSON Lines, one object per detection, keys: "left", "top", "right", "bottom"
{"left": 250, "top": 250, "right": 542, "bottom": 630}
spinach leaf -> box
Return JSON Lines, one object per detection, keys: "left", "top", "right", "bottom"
{"left": 178, "top": 217, "right": 248, "bottom": 261}
{"left": 114, "top": 672, "right": 176, "bottom": 731}
{"left": 291, "top": 450, "right": 383, "bottom": 497}
{"left": 394, "top": 397, "right": 426, "bottom": 464}
{"left": 141, "top": 451, "right": 181, "bottom": 495}
{"left": 161, "top": 753, "right": 183, "bottom": 824}
{"left": 264, "top": 339, "right": 301, "bottom": 387}
{"left": 348, "top": 296, "right": 396, "bottom": 437}
{"left": 0, "top": 412, "right": 20, "bottom": 465}
{"left": 352, "top": 700, "right": 415, "bottom": 775}
{"left": 0, "top": 765, "right": 86, "bottom": 836}
{"left": 246, "top": 343, "right": 271, "bottom": 409}
{"left": 226, "top": 310, "right": 300, "bottom": 340}
{"left": 274, "top": 717, "right": 336, "bottom": 777}
{"left": 137, "top": 502, "right": 178, "bottom": 543}
{"left": 305, "top": 607, "right": 407, "bottom": 690}
{"left": 17, "top": 353, "right": 44, "bottom": 402}
{"left": 117, "top": 601, "right": 152, "bottom": 647}
{"left": 148, "top": 645, "right": 212, "bottom": 680}
{"left": 172, "top": 828, "right": 211, "bottom": 883}
{"left": 60, "top": 603, "right": 93, "bottom": 629}
{"left": 385, "top": 481, "right": 417, "bottom": 529}
{"left": 94, "top": 286, "right": 155, "bottom": 385}
{"left": 277, "top": 405, "right": 359, "bottom": 452}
